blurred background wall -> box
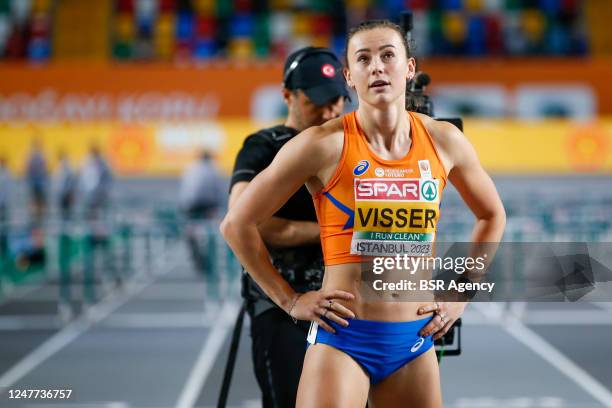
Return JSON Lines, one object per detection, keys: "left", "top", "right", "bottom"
{"left": 0, "top": 0, "right": 611, "bottom": 176}
{"left": 1, "top": 5, "right": 611, "bottom": 405}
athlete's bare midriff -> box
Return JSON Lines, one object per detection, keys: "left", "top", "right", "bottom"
{"left": 322, "top": 263, "right": 435, "bottom": 321}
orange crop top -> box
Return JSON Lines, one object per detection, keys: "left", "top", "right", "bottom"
{"left": 313, "top": 111, "right": 448, "bottom": 266}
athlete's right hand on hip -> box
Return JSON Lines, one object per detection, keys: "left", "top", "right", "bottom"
{"left": 289, "top": 289, "right": 355, "bottom": 333}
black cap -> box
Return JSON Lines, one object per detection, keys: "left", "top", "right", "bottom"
{"left": 283, "top": 47, "right": 350, "bottom": 106}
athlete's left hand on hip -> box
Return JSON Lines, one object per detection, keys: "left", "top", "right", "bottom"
{"left": 417, "top": 302, "right": 466, "bottom": 340}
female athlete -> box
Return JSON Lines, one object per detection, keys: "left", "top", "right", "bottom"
{"left": 221, "top": 20, "right": 505, "bottom": 407}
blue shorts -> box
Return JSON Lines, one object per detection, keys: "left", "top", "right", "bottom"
{"left": 306, "top": 316, "right": 434, "bottom": 385}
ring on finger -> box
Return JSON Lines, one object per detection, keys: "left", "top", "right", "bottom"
{"left": 328, "top": 300, "right": 333, "bottom": 309}
{"left": 439, "top": 312, "right": 447, "bottom": 324}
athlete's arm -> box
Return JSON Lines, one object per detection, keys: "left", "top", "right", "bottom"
{"left": 229, "top": 182, "right": 320, "bottom": 247}
{"left": 221, "top": 126, "right": 354, "bottom": 332}
{"left": 435, "top": 121, "right": 506, "bottom": 244}
{"left": 419, "top": 119, "right": 506, "bottom": 340}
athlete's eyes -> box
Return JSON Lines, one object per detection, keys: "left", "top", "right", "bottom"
{"left": 382, "top": 52, "right": 394, "bottom": 60}
{"left": 357, "top": 54, "right": 369, "bottom": 63}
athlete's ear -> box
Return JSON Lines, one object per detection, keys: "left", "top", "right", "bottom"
{"left": 344, "top": 67, "right": 355, "bottom": 89}
{"left": 407, "top": 57, "right": 416, "bottom": 81}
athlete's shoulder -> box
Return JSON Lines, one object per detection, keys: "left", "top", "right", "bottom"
{"left": 320, "top": 116, "right": 345, "bottom": 134}
{"left": 300, "top": 116, "right": 343, "bottom": 139}
{"left": 416, "top": 112, "right": 467, "bottom": 150}
{"left": 413, "top": 112, "right": 457, "bottom": 138}
{"left": 413, "top": 112, "right": 474, "bottom": 173}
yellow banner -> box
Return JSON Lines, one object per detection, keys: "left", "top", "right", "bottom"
{"left": 0, "top": 120, "right": 264, "bottom": 176}
{"left": 0, "top": 118, "right": 611, "bottom": 176}
{"left": 464, "top": 118, "right": 612, "bottom": 173}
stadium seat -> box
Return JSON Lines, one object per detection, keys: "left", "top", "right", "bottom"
{"left": 0, "top": 15, "right": 10, "bottom": 54}
{"left": 115, "top": 13, "right": 135, "bottom": 41}
{"left": 135, "top": 0, "right": 157, "bottom": 21}
{"left": 194, "top": 0, "right": 215, "bottom": 15}
{"left": 195, "top": 15, "right": 215, "bottom": 37}
{"left": 176, "top": 11, "right": 195, "bottom": 40}
{"left": 32, "top": 0, "right": 50, "bottom": 13}
{"left": 228, "top": 37, "right": 253, "bottom": 59}
{"left": 466, "top": 15, "right": 486, "bottom": 55}
{"left": 10, "top": 0, "right": 31, "bottom": 25}
{"left": 193, "top": 37, "right": 216, "bottom": 58}
{"left": 292, "top": 12, "right": 310, "bottom": 36}
{"left": 443, "top": 11, "right": 466, "bottom": 45}
{"left": 0, "top": 0, "right": 596, "bottom": 61}
{"left": 230, "top": 13, "right": 253, "bottom": 38}
{"left": 465, "top": 0, "right": 483, "bottom": 12}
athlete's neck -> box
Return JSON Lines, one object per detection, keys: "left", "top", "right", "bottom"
{"left": 284, "top": 116, "right": 302, "bottom": 132}
{"left": 357, "top": 100, "right": 411, "bottom": 158}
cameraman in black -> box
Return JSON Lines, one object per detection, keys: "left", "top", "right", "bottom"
{"left": 228, "top": 47, "right": 349, "bottom": 408}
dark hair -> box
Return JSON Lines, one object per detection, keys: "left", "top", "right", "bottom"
{"left": 344, "top": 20, "right": 412, "bottom": 66}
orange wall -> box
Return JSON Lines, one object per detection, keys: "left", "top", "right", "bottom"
{"left": 1, "top": 58, "right": 612, "bottom": 117}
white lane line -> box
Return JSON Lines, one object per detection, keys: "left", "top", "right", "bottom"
{"left": 195, "top": 403, "right": 261, "bottom": 408}
{"left": 0, "top": 311, "right": 229, "bottom": 331}
{"left": 591, "top": 302, "right": 612, "bottom": 313}
{"left": 0, "top": 258, "right": 180, "bottom": 390}
{"left": 461, "top": 308, "right": 612, "bottom": 326}
{"left": 100, "top": 313, "right": 213, "bottom": 329}
{"left": 0, "top": 319, "right": 89, "bottom": 390}
{"left": 503, "top": 318, "right": 612, "bottom": 406}
{"left": 0, "top": 283, "right": 208, "bottom": 303}
{"left": 176, "top": 301, "right": 240, "bottom": 408}
{"left": 493, "top": 311, "right": 612, "bottom": 407}
{"left": 0, "top": 287, "right": 142, "bottom": 389}
{"left": 7, "top": 307, "right": 611, "bottom": 332}
{"left": 447, "top": 399, "right": 611, "bottom": 408}
{"left": 0, "top": 316, "right": 64, "bottom": 330}
{"left": 0, "top": 281, "right": 45, "bottom": 306}
{"left": 450, "top": 396, "right": 566, "bottom": 408}
{"left": 523, "top": 310, "right": 612, "bottom": 325}
{"left": 5, "top": 282, "right": 210, "bottom": 303}
{"left": 25, "top": 403, "right": 130, "bottom": 408}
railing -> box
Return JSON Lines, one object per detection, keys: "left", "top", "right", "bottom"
{"left": 0, "top": 212, "right": 242, "bottom": 310}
